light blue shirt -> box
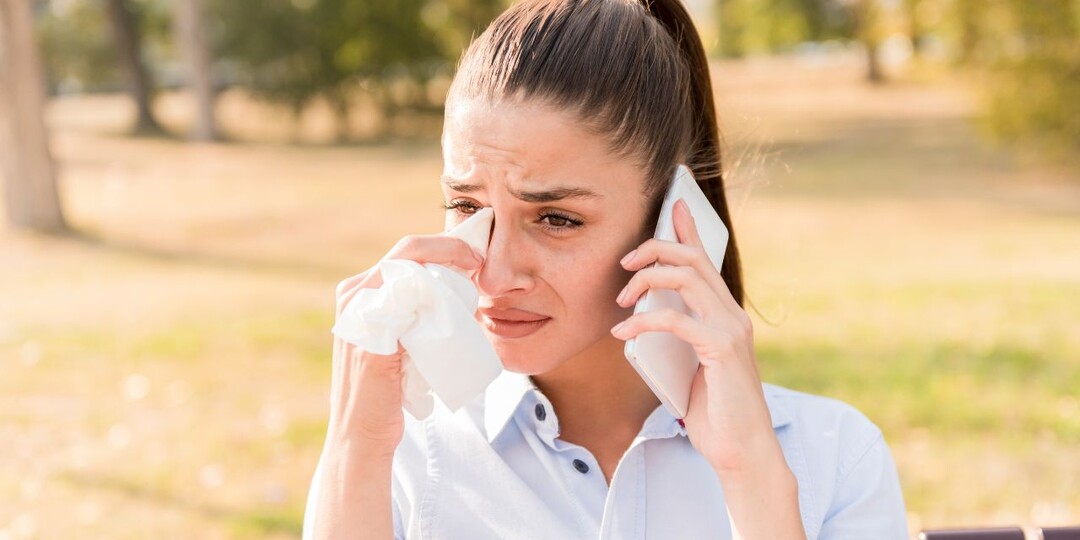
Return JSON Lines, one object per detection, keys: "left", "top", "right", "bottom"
{"left": 303, "top": 371, "right": 908, "bottom": 539}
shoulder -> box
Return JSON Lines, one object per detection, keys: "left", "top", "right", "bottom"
{"left": 763, "top": 384, "right": 908, "bottom": 539}
{"left": 763, "top": 383, "right": 884, "bottom": 463}
{"left": 763, "top": 382, "right": 887, "bottom": 484}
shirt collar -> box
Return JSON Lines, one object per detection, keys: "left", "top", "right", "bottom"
{"left": 763, "top": 383, "right": 794, "bottom": 429}
{"left": 483, "top": 372, "right": 794, "bottom": 443}
{"left": 483, "top": 370, "right": 536, "bottom": 443}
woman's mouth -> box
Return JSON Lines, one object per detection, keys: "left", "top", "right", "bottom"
{"left": 479, "top": 308, "right": 551, "bottom": 339}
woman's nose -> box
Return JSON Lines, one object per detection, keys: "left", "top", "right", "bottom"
{"left": 475, "top": 218, "right": 535, "bottom": 297}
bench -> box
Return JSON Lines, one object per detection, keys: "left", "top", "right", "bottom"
{"left": 919, "top": 527, "right": 1080, "bottom": 540}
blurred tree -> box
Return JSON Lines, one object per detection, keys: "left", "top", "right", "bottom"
{"left": 0, "top": 0, "right": 68, "bottom": 233}
{"left": 104, "top": 0, "right": 163, "bottom": 134}
{"left": 852, "top": 0, "right": 885, "bottom": 82}
{"left": 38, "top": 0, "right": 119, "bottom": 93}
{"left": 903, "top": 0, "right": 925, "bottom": 58}
{"left": 716, "top": 0, "right": 856, "bottom": 57}
{"left": 951, "top": 0, "right": 984, "bottom": 64}
{"left": 427, "top": 0, "right": 505, "bottom": 57}
{"left": 717, "top": 0, "right": 751, "bottom": 57}
{"left": 173, "top": 0, "right": 217, "bottom": 140}
{"left": 980, "top": 0, "right": 1080, "bottom": 161}
{"left": 210, "top": 0, "right": 497, "bottom": 140}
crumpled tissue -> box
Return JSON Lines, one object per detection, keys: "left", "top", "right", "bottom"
{"left": 330, "top": 207, "right": 502, "bottom": 420}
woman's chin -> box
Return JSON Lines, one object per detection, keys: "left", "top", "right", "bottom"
{"left": 490, "top": 346, "right": 563, "bottom": 376}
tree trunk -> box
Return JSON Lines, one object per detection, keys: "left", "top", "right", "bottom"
{"left": 330, "top": 91, "right": 351, "bottom": 142}
{"left": 954, "top": 0, "right": 981, "bottom": 64}
{"left": 104, "top": 0, "right": 163, "bottom": 135}
{"left": 904, "top": 0, "right": 923, "bottom": 59}
{"left": 855, "top": 0, "right": 885, "bottom": 83}
{"left": 0, "top": 0, "right": 68, "bottom": 233}
{"left": 173, "top": 0, "right": 217, "bottom": 141}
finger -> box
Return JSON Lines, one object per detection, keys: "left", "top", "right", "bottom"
{"left": 610, "top": 309, "right": 746, "bottom": 367}
{"left": 672, "top": 199, "right": 746, "bottom": 322}
{"left": 621, "top": 237, "right": 738, "bottom": 319}
{"left": 335, "top": 270, "right": 377, "bottom": 317}
{"left": 616, "top": 265, "right": 723, "bottom": 321}
{"left": 385, "top": 235, "right": 484, "bottom": 271}
{"left": 621, "top": 238, "right": 706, "bottom": 272}
{"left": 624, "top": 205, "right": 746, "bottom": 324}
{"left": 335, "top": 234, "right": 484, "bottom": 316}
{"left": 673, "top": 198, "right": 704, "bottom": 249}
{"left": 609, "top": 307, "right": 713, "bottom": 345}
{"left": 621, "top": 238, "right": 725, "bottom": 298}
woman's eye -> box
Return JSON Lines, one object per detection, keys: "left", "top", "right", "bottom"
{"left": 539, "top": 212, "right": 584, "bottom": 231}
{"left": 443, "top": 200, "right": 480, "bottom": 215}
{"left": 541, "top": 214, "right": 571, "bottom": 227}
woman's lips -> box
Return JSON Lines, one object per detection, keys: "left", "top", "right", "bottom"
{"left": 481, "top": 315, "right": 551, "bottom": 338}
{"left": 478, "top": 308, "right": 550, "bottom": 338}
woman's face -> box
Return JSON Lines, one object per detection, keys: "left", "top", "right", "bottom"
{"left": 441, "top": 98, "right": 652, "bottom": 375}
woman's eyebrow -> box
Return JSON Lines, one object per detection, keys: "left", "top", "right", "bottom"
{"left": 441, "top": 177, "right": 602, "bottom": 203}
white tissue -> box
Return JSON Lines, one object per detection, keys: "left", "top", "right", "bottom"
{"left": 330, "top": 208, "right": 502, "bottom": 420}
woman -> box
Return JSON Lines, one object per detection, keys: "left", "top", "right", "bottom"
{"left": 304, "top": 0, "right": 908, "bottom": 538}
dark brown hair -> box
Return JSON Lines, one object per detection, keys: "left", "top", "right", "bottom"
{"left": 447, "top": 0, "right": 744, "bottom": 307}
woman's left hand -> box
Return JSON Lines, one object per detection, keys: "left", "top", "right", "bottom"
{"left": 610, "top": 199, "right": 805, "bottom": 539}
{"left": 610, "top": 198, "right": 779, "bottom": 473}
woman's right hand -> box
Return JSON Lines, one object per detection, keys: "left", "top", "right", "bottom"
{"left": 326, "top": 234, "right": 486, "bottom": 455}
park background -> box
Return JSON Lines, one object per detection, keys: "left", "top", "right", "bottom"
{"left": 1, "top": 0, "right": 1078, "bottom": 537}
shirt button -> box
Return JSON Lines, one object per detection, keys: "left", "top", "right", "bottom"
{"left": 534, "top": 403, "right": 547, "bottom": 421}
{"left": 572, "top": 459, "right": 589, "bottom": 474}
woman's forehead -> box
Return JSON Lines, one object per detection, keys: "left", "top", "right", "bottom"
{"left": 442, "top": 99, "right": 637, "bottom": 191}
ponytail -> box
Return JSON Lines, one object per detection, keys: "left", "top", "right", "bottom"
{"left": 644, "top": 0, "right": 745, "bottom": 308}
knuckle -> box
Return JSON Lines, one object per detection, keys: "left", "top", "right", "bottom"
{"left": 676, "top": 266, "right": 696, "bottom": 282}
{"left": 639, "top": 238, "right": 659, "bottom": 253}
{"left": 691, "top": 248, "right": 711, "bottom": 269}
{"left": 657, "top": 308, "right": 681, "bottom": 326}
{"left": 335, "top": 278, "right": 352, "bottom": 298}
{"left": 336, "top": 269, "right": 371, "bottom": 297}
{"left": 391, "top": 235, "right": 422, "bottom": 256}
{"left": 714, "top": 332, "right": 738, "bottom": 353}
{"left": 738, "top": 313, "right": 754, "bottom": 337}
{"left": 335, "top": 272, "right": 364, "bottom": 298}
{"left": 458, "top": 239, "right": 481, "bottom": 261}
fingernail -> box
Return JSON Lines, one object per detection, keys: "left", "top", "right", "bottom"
{"left": 611, "top": 321, "right": 626, "bottom": 335}
{"left": 616, "top": 287, "right": 627, "bottom": 305}
{"left": 680, "top": 199, "right": 694, "bottom": 219}
{"left": 620, "top": 250, "right": 637, "bottom": 266}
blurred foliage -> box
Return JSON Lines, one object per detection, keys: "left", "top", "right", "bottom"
{"left": 716, "top": 0, "right": 855, "bottom": 56}
{"left": 969, "top": 0, "right": 1080, "bottom": 162}
{"left": 37, "top": 0, "right": 119, "bottom": 93}
{"left": 209, "top": 0, "right": 437, "bottom": 115}
{"left": 29, "top": 0, "right": 1079, "bottom": 158}
{"left": 716, "top": 0, "right": 1079, "bottom": 162}
{"left": 208, "top": 0, "right": 504, "bottom": 136}
{"left": 35, "top": 0, "right": 504, "bottom": 133}
{"left": 36, "top": 0, "right": 172, "bottom": 94}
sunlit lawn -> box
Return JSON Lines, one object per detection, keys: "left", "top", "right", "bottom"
{"left": 1, "top": 54, "right": 1078, "bottom": 538}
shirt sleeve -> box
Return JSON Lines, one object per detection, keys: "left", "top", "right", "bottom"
{"left": 817, "top": 434, "right": 909, "bottom": 539}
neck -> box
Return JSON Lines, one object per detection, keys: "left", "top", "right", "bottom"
{"left": 530, "top": 334, "right": 661, "bottom": 441}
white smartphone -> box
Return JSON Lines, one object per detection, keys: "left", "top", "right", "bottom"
{"left": 623, "top": 165, "right": 729, "bottom": 419}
